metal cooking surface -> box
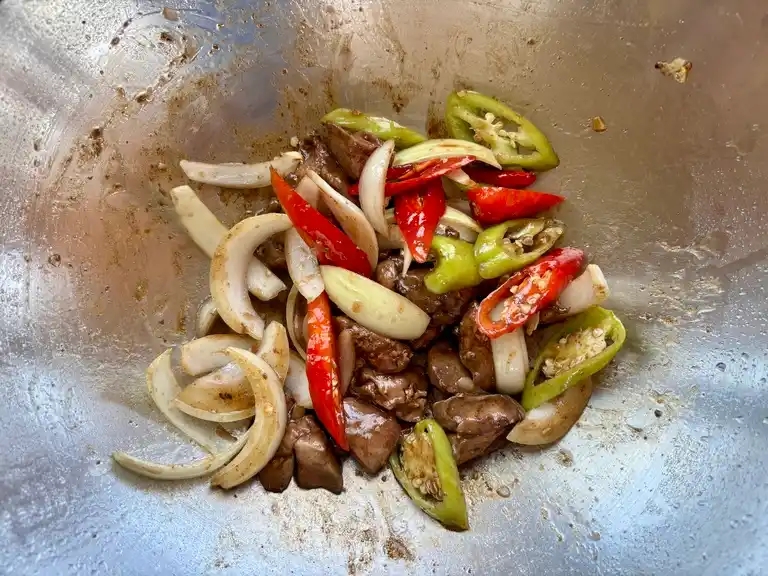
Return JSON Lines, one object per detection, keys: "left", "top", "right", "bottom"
{"left": 0, "top": 0, "right": 766, "bottom": 574}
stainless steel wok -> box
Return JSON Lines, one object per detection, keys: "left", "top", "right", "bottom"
{"left": 1, "top": 0, "right": 766, "bottom": 574}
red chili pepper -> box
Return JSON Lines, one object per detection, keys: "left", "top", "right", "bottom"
{"left": 270, "top": 168, "right": 371, "bottom": 277}
{"left": 463, "top": 166, "right": 537, "bottom": 189}
{"left": 467, "top": 186, "right": 564, "bottom": 225}
{"left": 348, "top": 157, "right": 473, "bottom": 197}
{"left": 306, "top": 292, "right": 348, "bottom": 450}
{"left": 394, "top": 179, "right": 447, "bottom": 263}
{"left": 477, "top": 247, "right": 584, "bottom": 339}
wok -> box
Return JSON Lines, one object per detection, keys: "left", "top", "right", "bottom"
{"left": 0, "top": 0, "right": 766, "bottom": 574}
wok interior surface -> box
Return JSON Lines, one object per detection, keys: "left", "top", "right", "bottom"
{"left": 1, "top": 0, "right": 766, "bottom": 574}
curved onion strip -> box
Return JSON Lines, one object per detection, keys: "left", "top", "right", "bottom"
{"left": 170, "top": 185, "right": 286, "bottom": 301}
{"left": 173, "top": 401, "right": 254, "bottom": 423}
{"left": 393, "top": 140, "right": 501, "bottom": 169}
{"left": 195, "top": 297, "right": 219, "bottom": 338}
{"left": 445, "top": 168, "right": 473, "bottom": 186}
{"left": 112, "top": 434, "right": 247, "bottom": 480}
{"left": 507, "top": 378, "right": 593, "bottom": 445}
{"left": 359, "top": 140, "right": 395, "bottom": 236}
{"left": 284, "top": 228, "right": 324, "bottom": 302}
{"left": 401, "top": 244, "right": 413, "bottom": 276}
{"left": 180, "top": 151, "right": 301, "bottom": 189}
{"left": 285, "top": 352, "right": 313, "bottom": 408}
{"left": 338, "top": 330, "right": 355, "bottom": 397}
{"left": 543, "top": 265, "right": 610, "bottom": 323}
{"left": 286, "top": 285, "right": 307, "bottom": 360}
{"left": 179, "top": 334, "right": 256, "bottom": 377}
{"left": 255, "top": 320, "right": 290, "bottom": 381}
{"left": 210, "top": 214, "right": 293, "bottom": 340}
{"left": 321, "top": 265, "right": 430, "bottom": 340}
{"left": 175, "top": 362, "right": 254, "bottom": 420}
{"left": 446, "top": 198, "right": 473, "bottom": 217}
{"left": 145, "top": 350, "right": 229, "bottom": 453}
{"left": 491, "top": 327, "right": 529, "bottom": 395}
{"left": 296, "top": 174, "right": 321, "bottom": 208}
{"left": 309, "top": 170, "right": 379, "bottom": 269}
{"left": 210, "top": 349, "right": 288, "bottom": 489}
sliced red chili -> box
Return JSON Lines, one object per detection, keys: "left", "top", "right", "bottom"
{"left": 348, "top": 156, "right": 473, "bottom": 197}
{"left": 476, "top": 247, "right": 584, "bottom": 339}
{"left": 394, "top": 179, "right": 447, "bottom": 263}
{"left": 270, "top": 168, "right": 371, "bottom": 277}
{"left": 467, "top": 186, "right": 564, "bottom": 225}
{"left": 463, "top": 166, "right": 537, "bottom": 189}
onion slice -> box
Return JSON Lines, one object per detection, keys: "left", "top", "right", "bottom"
{"left": 507, "top": 378, "right": 593, "bottom": 445}
{"left": 338, "top": 330, "right": 356, "bottom": 397}
{"left": 309, "top": 170, "right": 379, "bottom": 270}
{"left": 359, "top": 140, "right": 395, "bottom": 236}
{"left": 321, "top": 265, "right": 430, "bottom": 340}
{"left": 393, "top": 140, "right": 501, "bottom": 169}
{"left": 180, "top": 151, "right": 301, "bottom": 189}
{"left": 285, "top": 351, "right": 313, "bottom": 409}
{"left": 296, "top": 174, "right": 321, "bottom": 209}
{"left": 113, "top": 433, "right": 247, "bottom": 480}
{"left": 255, "top": 320, "right": 290, "bottom": 381}
{"left": 175, "top": 363, "right": 254, "bottom": 422}
{"left": 195, "top": 297, "right": 219, "bottom": 338}
{"left": 284, "top": 228, "right": 324, "bottom": 302}
{"left": 210, "top": 349, "right": 288, "bottom": 489}
{"left": 170, "top": 185, "right": 286, "bottom": 301}
{"left": 542, "top": 265, "right": 610, "bottom": 323}
{"left": 210, "top": 214, "right": 293, "bottom": 340}
{"left": 491, "top": 327, "right": 529, "bottom": 395}
{"left": 286, "top": 285, "right": 307, "bottom": 359}
{"left": 145, "top": 349, "right": 229, "bottom": 453}
{"left": 179, "top": 334, "right": 256, "bottom": 377}
{"left": 401, "top": 244, "right": 413, "bottom": 276}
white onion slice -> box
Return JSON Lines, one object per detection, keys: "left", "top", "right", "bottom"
{"left": 296, "top": 174, "right": 321, "bottom": 208}
{"left": 359, "top": 140, "right": 395, "bottom": 236}
{"left": 338, "top": 329, "right": 356, "bottom": 397}
{"left": 113, "top": 434, "right": 247, "bottom": 480}
{"left": 401, "top": 244, "right": 413, "bottom": 276}
{"left": 210, "top": 213, "right": 293, "bottom": 340}
{"left": 170, "top": 185, "right": 286, "bottom": 301}
{"left": 543, "top": 265, "right": 610, "bottom": 323}
{"left": 175, "top": 362, "right": 254, "bottom": 421}
{"left": 447, "top": 198, "right": 473, "bottom": 216}
{"left": 393, "top": 140, "right": 501, "bottom": 169}
{"left": 286, "top": 285, "right": 307, "bottom": 360}
{"left": 179, "top": 334, "right": 256, "bottom": 377}
{"left": 445, "top": 168, "right": 473, "bottom": 186}
{"left": 195, "top": 297, "right": 219, "bottom": 338}
{"left": 285, "top": 352, "right": 312, "bottom": 408}
{"left": 492, "top": 327, "right": 529, "bottom": 395}
{"left": 255, "top": 320, "right": 290, "bottom": 382}
{"left": 284, "top": 228, "right": 324, "bottom": 302}
{"left": 309, "top": 170, "right": 379, "bottom": 270}
{"left": 145, "top": 349, "right": 229, "bottom": 453}
{"left": 507, "top": 378, "right": 593, "bottom": 445}
{"left": 321, "top": 265, "right": 430, "bottom": 340}
{"left": 210, "top": 349, "right": 288, "bottom": 489}
{"left": 180, "top": 151, "right": 301, "bottom": 189}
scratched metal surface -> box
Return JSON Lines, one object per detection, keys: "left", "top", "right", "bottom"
{"left": 0, "top": 0, "right": 766, "bottom": 574}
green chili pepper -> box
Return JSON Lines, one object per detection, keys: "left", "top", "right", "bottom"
{"left": 521, "top": 307, "right": 626, "bottom": 410}
{"left": 424, "top": 236, "right": 482, "bottom": 295}
{"left": 474, "top": 218, "right": 564, "bottom": 279}
{"left": 389, "top": 419, "right": 469, "bottom": 531}
{"left": 444, "top": 90, "right": 560, "bottom": 171}
{"left": 321, "top": 108, "right": 426, "bottom": 149}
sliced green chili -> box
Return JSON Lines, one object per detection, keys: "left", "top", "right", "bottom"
{"left": 521, "top": 307, "right": 626, "bottom": 410}
{"left": 474, "top": 218, "right": 564, "bottom": 279}
{"left": 321, "top": 108, "right": 426, "bottom": 149}
{"left": 444, "top": 90, "right": 560, "bottom": 171}
{"left": 389, "top": 419, "right": 469, "bottom": 531}
{"left": 424, "top": 236, "right": 482, "bottom": 295}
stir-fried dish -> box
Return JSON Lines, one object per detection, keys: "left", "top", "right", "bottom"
{"left": 113, "top": 90, "right": 625, "bottom": 531}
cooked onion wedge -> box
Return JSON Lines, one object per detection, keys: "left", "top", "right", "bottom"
{"left": 321, "top": 265, "right": 430, "bottom": 340}
{"left": 195, "top": 297, "right": 219, "bottom": 338}
{"left": 179, "top": 334, "right": 256, "bottom": 377}
{"left": 393, "top": 140, "right": 501, "bottom": 169}
{"left": 210, "top": 214, "right": 293, "bottom": 339}
{"left": 210, "top": 349, "right": 288, "bottom": 489}
{"left": 170, "top": 185, "right": 286, "bottom": 301}
{"left": 255, "top": 320, "right": 290, "bottom": 381}
{"left": 180, "top": 151, "right": 301, "bottom": 188}
{"left": 296, "top": 174, "right": 321, "bottom": 208}
{"left": 285, "top": 352, "right": 312, "bottom": 408}
{"left": 284, "top": 228, "right": 324, "bottom": 302}
{"left": 401, "top": 244, "right": 413, "bottom": 276}
{"left": 309, "top": 170, "right": 379, "bottom": 269}
{"left": 359, "top": 140, "right": 395, "bottom": 236}
{"left": 145, "top": 349, "right": 229, "bottom": 453}
{"left": 506, "top": 378, "right": 593, "bottom": 445}
{"left": 286, "top": 285, "right": 307, "bottom": 359}
{"left": 542, "top": 265, "right": 609, "bottom": 323}
{"left": 492, "top": 327, "right": 529, "bottom": 395}
{"left": 175, "top": 363, "right": 254, "bottom": 422}
{"left": 113, "top": 434, "right": 247, "bottom": 480}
